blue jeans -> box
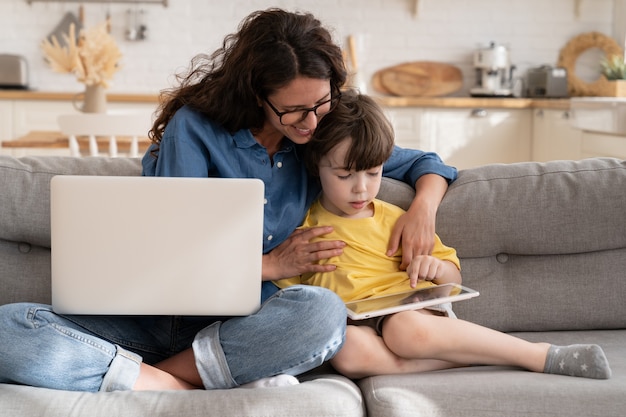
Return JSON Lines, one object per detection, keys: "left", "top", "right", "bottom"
{"left": 0, "top": 286, "right": 346, "bottom": 392}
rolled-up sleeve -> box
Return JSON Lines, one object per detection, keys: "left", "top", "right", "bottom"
{"left": 383, "top": 146, "right": 457, "bottom": 186}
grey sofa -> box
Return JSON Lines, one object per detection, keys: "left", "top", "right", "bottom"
{"left": 0, "top": 155, "right": 624, "bottom": 417}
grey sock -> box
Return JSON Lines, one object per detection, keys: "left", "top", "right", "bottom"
{"left": 543, "top": 344, "right": 611, "bottom": 379}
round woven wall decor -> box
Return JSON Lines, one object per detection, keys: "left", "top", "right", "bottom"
{"left": 557, "top": 32, "right": 623, "bottom": 96}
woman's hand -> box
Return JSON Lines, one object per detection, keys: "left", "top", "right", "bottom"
{"left": 387, "top": 203, "right": 436, "bottom": 269}
{"left": 262, "top": 226, "right": 345, "bottom": 281}
{"left": 387, "top": 174, "right": 448, "bottom": 269}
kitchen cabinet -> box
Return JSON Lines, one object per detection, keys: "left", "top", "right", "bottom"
{"left": 383, "top": 108, "right": 426, "bottom": 150}
{"left": 532, "top": 109, "right": 582, "bottom": 162}
{"left": 0, "top": 101, "right": 12, "bottom": 143}
{"left": 0, "top": 93, "right": 157, "bottom": 156}
{"left": 10, "top": 100, "right": 156, "bottom": 139}
{"left": 388, "top": 107, "right": 532, "bottom": 170}
{"left": 568, "top": 97, "right": 626, "bottom": 159}
{"left": 11, "top": 100, "right": 77, "bottom": 139}
{"left": 1, "top": 93, "right": 158, "bottom": 139}
{"left": 580, "top": 131, "right": 626, "bottom": 159}
{"left": 422, "top": 108, "right": 532, "bottom": 169}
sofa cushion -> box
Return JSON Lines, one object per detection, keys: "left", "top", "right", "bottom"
{"left": 439, "top": 158, "right": 626, "bottom": 257}
{"left": 0, "top": 156, "right": 142, "bottom": 248}
{"left": 360, "top": 329, "right": 626, "bottom": 417}
{"left": 0, "top": 240, "right": 52, "bottom": 305}
{"left": 0, "top": 374, "right": 365, "bottom": 417}
{"left": 436, "top": 158, "right": 626, "bottom": 332}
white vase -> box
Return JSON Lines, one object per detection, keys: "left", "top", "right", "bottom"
{"left": 74, "top": 84, "right": 107, "bottom": 113}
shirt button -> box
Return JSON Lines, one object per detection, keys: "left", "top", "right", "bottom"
{"left": 264, "top": 198, "right": 268, "bottom": 205}
{"left": 276, "top": 162, "right": 283, "bottom": 168}
{"left": 267, "top": 235, "right": 273, "bottom": 241}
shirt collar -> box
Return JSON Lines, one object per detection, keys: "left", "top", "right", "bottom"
{"left": 233, "top": 130, "right": 301, "bottom": 160}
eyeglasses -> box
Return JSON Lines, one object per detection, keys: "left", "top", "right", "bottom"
{"left": 264, "top": 93, "right": 341, "bottom": 126}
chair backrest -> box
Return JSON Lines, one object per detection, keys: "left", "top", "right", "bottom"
{"left": 57, "top": 113, "right": 153, "bottom": 157}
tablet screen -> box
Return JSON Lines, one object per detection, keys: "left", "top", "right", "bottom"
{"left": 345, "top": 283, "right": 479, "bottom": 320}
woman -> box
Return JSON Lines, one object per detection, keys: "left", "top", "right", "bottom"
{"left": 0, "top": 9, "right": 456, "bottom": 392}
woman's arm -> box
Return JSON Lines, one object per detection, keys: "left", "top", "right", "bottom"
{"left": 382, "top": 146, "right": 456, "bottom": 269}
{"left": 387, "top": 173, "right": 449, "bottom": 269}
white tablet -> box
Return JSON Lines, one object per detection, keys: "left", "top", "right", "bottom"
{"left": 345, "top": 283, "right": 479, "bottom": 320}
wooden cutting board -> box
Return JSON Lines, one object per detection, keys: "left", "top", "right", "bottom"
{"left": 372, "top": 61, "right": 463, "bottom": 97}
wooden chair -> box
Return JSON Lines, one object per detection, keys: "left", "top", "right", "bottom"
{"left": 57, "top": 112, "right": 153, "bottom": 157}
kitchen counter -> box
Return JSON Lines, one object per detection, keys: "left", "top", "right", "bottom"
{"left": 0, "top": 90, "right": 159, "bottom": 103}
{"left": 376, "top": 96, "right": 571, "bottom": 110}
{"left": 0, "top": 90, "right": 571, "bottom": 109}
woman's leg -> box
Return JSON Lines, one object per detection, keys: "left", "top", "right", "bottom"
{"left": 0, "top": 303, "right": 140, "bottom": 391}
{"left": 159, "top": 286, "right": 347, "bottom": 389}
{"left": 0, "top": 303, "right": 198, "bottom": 391}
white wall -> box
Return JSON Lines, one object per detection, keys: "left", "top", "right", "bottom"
{"left": 0, "top": 0, "right": 619, "bottom": 95}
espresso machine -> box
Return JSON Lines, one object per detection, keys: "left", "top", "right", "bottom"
{"left": 470, "top": 42, "right": 515, "bottom": 97}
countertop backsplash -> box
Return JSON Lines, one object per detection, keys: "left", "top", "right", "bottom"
{"left": 0, "top": 0, "right": 618, "bottom": 95}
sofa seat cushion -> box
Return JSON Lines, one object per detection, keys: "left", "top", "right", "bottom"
{"left": 0, "top": 375, "right": 365, "bottom": 417}
{"left": 359, "top": 330, "right": 625, "bottom": 417}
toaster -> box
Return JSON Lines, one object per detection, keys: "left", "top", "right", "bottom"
{"left": 0, "top": 54, "right": 29, "bottom": 89}
{"left": 526, "top": 66, "right": 568, "bottom": 98}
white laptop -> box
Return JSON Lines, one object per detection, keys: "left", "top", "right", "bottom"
{"left": 50, "top": 175, "right": 264, "bottom": 316}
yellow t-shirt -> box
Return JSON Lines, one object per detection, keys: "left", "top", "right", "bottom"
{"left": 275, "top": 199, "right": 460, "bottom": 302}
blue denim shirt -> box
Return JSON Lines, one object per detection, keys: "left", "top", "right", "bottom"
{"left": 142, "top": 105, "right": 457, "bottom": 254}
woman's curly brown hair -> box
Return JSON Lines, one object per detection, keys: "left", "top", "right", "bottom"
{"left": 148, "top": 8, "right": 347, "bottom": 156}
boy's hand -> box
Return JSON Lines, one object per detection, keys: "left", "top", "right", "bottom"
{"left": 406, "top": 255, "right": 445, "bottom": 288}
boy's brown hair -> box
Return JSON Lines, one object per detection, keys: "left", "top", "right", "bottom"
{"left": 305, "top": 89, "right": 395, "bottom": 175}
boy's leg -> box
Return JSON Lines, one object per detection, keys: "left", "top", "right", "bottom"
{"left": 330, "top": 324, "right": 460, "bottom": 379}
{"left": 383, "top": 310, "right": 549, "bottom": 370}
{"left": 382, "top": 310, "right": 610, "bottom": 379}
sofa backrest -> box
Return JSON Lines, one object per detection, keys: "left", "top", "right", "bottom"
{"left": 2, "top": 155, "right": 625, "bottom": 334}
{"left": 0, "top": 156, "right": 142, "bottom": 305}
{"left": 434, "top": 158, "right": 626, "bottom": 332}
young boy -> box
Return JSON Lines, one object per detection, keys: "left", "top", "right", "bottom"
{"left": 276, "top": 90, "right": 611, "bottom": 380}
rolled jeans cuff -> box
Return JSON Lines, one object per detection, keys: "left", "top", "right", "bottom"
{"left": 99, "top": 345, "right": 142, "bottom": 392}
{"left": 192, "top": 321, "right": 236, "bottom": 390}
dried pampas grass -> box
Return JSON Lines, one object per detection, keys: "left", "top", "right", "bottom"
{"left": 41, "top": 22, "right": 122, "bottom": 87}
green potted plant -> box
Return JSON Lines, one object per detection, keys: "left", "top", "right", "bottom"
{"left": 599, "top": 54, "right": 626, "bottom": 97}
